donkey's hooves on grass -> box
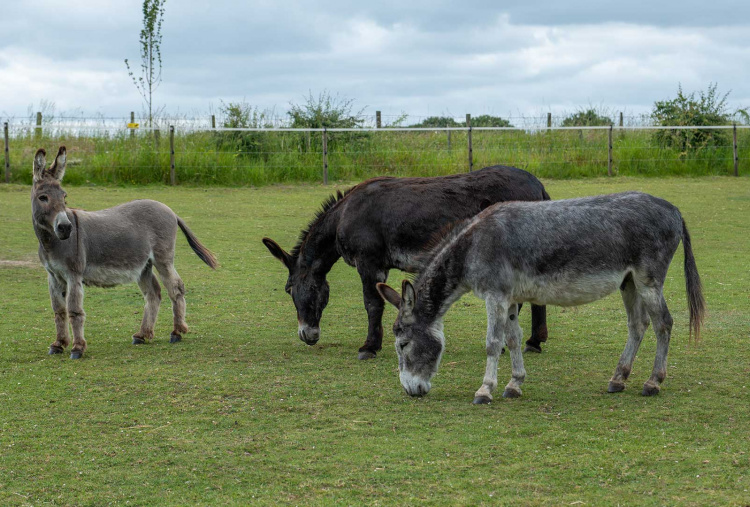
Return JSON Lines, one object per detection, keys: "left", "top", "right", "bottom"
{"left": 48, "top": 346, "right": 64, "bottom": 355}
{"left": 524, "top": 344, "right": 542, "bottom": 353}
{"left": 472, "top": 396, "right": 492, "bottom": 405}
{"left": 502, "top": 388, "right": 522, "bottom": 399}
{"left": 641, "top": 384, "right": 660, "bottom": 396}
{"left": 607, "top": 381, "right": 626, "bottom": 393}
{"left": 357, "top": 350, "right": 377, "bottom": 360}
{"left": 132, "top": 336, "right": 147, "bottom": 345}
{"left": 170, "top": 332, "right": 182, "bottom": 343}
{"left": 70, "top": 351, "right": 83, "bottom": 359}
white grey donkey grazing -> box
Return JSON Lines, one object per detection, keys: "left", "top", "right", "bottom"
{"left": 377, "top": 192, "right": 705, "bottom": 404}
{"left": 31, "top": 146, "right": 217, "bottom": 359}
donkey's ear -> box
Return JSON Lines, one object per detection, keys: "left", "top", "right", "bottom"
{"left": 401, "top": 279, "right": 416, "bottom": 315}
{"left": 33, "top": 148, "right": 47, "bottom": 183}
{"left": 376, "top": 283, "right": 401, "bottom": 308}
{"left": 46, "top": 146, "right": 67, "bottom": 181}
{"left": 262, "top": 237, "right": 293, "bottom": 270}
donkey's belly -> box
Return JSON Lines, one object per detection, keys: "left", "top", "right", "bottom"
{"left": 513, "top": 271, "right": 626, "bottom": 307}
{"left": 83, "top": 264, "right": 145, "bottom": 288}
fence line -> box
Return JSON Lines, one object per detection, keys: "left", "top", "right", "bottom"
{"left": 3, "top": 122, "right": 746, "bottom": 185}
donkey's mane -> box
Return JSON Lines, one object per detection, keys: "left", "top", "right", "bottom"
{"left": 291, "top": 188, "right": 352, "bottom": 259}
{"left": 413, "top": 216, "right": 473, "bottom": 283}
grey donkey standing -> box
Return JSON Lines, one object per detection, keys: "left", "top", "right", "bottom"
{"left": 31, "top": 146, "right": 217, "bottom": 359}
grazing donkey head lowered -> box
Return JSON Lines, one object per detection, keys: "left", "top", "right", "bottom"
{"left": 32, "top": 147, "right": 72, "bottom": 241}
{"left": 32, "top": 146, "right": 217, "bottom": 359}
{"left": 262, "top": 238, "right": 329, "bottom": 345}
{"left": 377, "top": 280, "right": 444, "bottom": 396}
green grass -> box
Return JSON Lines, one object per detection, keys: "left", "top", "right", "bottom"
{"left": 4, "top": 128, "right": 749, "bottom": 186}
{"left": 1, "top": 178, "right": 749, "bottom": 505}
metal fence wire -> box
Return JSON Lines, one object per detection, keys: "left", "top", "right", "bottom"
{"left": 3, "top": 122, "right": 747, "bottom": 185}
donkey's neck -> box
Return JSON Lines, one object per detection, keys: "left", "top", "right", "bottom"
{"left": 296, "top": 206, "right": 342, "bottom": 275}
{"left": 414, "top": 230, "right": 473, "bottom": 322}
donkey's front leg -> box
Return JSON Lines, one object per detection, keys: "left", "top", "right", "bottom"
{"left": 66, "top": 277, "right": 86, "bottom": 359}
{"left": 47, "top": 273, "right": 70, "bottom": 355}
{"left": 357, "top": 264, "right": 389, "bottom": 360}
{"left": 474, "top": 299, "right": 514, "bottom": 404}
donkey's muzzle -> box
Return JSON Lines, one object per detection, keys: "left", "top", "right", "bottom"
{"left": 54, "top": 212, "right": 72, "bottom": 240}
{"left": 298, "top": 325, "right": 320, "bottom": 345}
{"left": 55, "top": 222, "right": 72, "bottom": 240}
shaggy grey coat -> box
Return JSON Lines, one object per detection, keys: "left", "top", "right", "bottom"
{"left": 378, "top": 191, "right": 705, "bottom": 403}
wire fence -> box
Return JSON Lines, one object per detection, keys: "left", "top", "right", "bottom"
{"left": 3, "top": 121, "right": 747, "bottom": 186}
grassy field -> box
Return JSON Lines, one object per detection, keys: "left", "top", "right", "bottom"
{"left": 4, "top": 127, "right": 749, "bottom": 186}
{"left": 0, "top": 177, "right": 749, "bottom": 505}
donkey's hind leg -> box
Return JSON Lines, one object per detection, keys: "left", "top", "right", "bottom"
{"left": 609, "top": 274, "right": 650, "bottom": 393}
{"left": 47, "top": 273, "right": 70, "bottom": 354}
{"left": 639, "top": 286, "right": 673, "bottom": 396}
{"left": 155, "top": 264, "right": 188, "bottom": 343}
{"left": 132, "top": 264, "right": 162, "bottom": 345}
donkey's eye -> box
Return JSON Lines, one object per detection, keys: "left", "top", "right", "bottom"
{"left": 38, "top": 195, "right": 48, "bottom": 202}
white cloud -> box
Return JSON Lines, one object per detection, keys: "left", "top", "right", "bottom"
{"left": 1, "top": 1, "right": 749, "bottom": 120}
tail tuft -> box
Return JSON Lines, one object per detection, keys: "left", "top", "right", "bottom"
{"left": 177, "top": 217, "right": 218, "bottom": 269}
{"left": 682, "top": 218, "right": 705, "bottom": 341}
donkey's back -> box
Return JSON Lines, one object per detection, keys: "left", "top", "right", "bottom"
{"left": 469, "top": 192, "right": 685, "bottom": 307}
{"left": 77, "top": 200, "right": 180, "bottom": 282}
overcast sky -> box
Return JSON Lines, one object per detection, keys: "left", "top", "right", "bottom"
{"left": 2, "top": 0, "right": 748, "bottom": 122}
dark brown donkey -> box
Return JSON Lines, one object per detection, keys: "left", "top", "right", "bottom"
{"left": 263, "top": 165, "right": 551, "bottom": 360}
{"left": 31, "top": 147, "right": 217, "bottom": 359}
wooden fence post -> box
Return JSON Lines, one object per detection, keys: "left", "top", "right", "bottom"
{"left": 734, "top": 123, "right": 739, "bottom": 177}
{"left": 466, "top": 113, "right": 473, "bottom": 172}
{"left": 322, "top": 128, "right": 328, "bottom": 185}
{"left": 447, "top": 129, "right": 451, "bottom": 150}
{"left": 547, "top": 112, "right": 552, "bottom": 128}
{"left": 4, "top": 122, "right": 9, "bottom": 183}
{"left": 376, "top": 111, "right": 382, "bottom": 128}
{"left": 130, "top": 112, "right": 135, "bottom": 139}
{"left": 619, "top": 112, "right": 623, "bottom": 127}
{"left": 211, "top": 115, "right": 216, "bottom": 129}
{"left": 169, "top": 125, "right": 176, "bottom": 185}
{"left": 608, "top": 125, "right": 613, "bottom": 176}
{"left": 35, "top": 112, "right": 42, "bottom": 140}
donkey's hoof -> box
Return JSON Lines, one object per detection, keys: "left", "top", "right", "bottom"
{"left": 132, "top": 336, "right": 147, "bottom": 345}
{"left": 169, "top": 332, "right": 182, "bottom": 343}
{"left": 48, "top": 345, "right": 64, "bottom": 355}
{"left": 358, "top": 350, "right": 377, "bottom": 360}
{"left": 472, "top": 395, "right": 492, "bottom": 405}
{"left": 70, "top": 351, "right": 83, "bottom": 360}
{"left": 500, "top": 347, "right": 506, "bottom": 355}
{"left": 502, "top": 388, "right": 522, "bottom": 399}
{"left": 524, "top": 344, "right": 543, "bottom": 353}
{"left": 608, "top": 381, "right": 626, "bottom": 393}
{"left": 641, "top": 383, "right": 660, "bottom": 396}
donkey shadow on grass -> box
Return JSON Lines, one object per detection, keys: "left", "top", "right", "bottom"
{"left": 31, "top": 146, "right": 217, "bottom": 359}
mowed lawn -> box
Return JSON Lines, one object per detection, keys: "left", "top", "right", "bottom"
{"left": 0, "top": 177, "right": 748, "bottom": 506}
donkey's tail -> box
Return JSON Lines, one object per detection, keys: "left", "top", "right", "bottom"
{"left": 177, "top": 217, "right": 218, "bottom": 269}
{"left": 682, "top": 217, "right": 705, "bottom": 341}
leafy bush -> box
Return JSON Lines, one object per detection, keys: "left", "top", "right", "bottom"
{"left": 216, "top": 101, "right": 275, "bottom": 158}
{"left": 650, "top": 84, "right": 746, "bottom": 152}
{"left": 471, "top": 115, "right": 514, "bottom": 128}
{"left": 561, "top": 109, "right": 613, "bottom": 127}
{"left": 287, "top": 91, "right": 364, "bottom": 129}
{"left": 409, "top": 116, "right": 464, "bottom": 128}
